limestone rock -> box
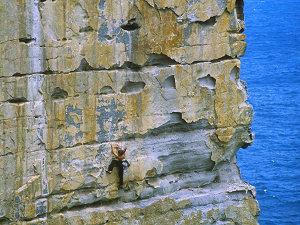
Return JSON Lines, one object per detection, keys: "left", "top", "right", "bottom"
{"left": 0, "top": 0, "right": 259, "bottom": 224}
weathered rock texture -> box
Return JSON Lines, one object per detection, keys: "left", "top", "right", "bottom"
{"left": 0, "top": 0, "right": 259, "bottom": 224}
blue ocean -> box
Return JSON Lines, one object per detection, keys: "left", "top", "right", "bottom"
{"left": 236, "top": 0, "right": 300, "bottom": 224}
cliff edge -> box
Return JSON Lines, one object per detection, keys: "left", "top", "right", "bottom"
{"left": 0, "top": 0, "right": 259, "bottom": 224}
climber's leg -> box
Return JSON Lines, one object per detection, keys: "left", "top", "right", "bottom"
{"left": 117, "top": 161, "right": 124, "bottom": 188}
{"left": 107, "top": 160, "right": 118, "bottom": 174}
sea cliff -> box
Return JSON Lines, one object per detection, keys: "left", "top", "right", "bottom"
{"left": 0, "top": 0, "right": 259, "bottom": 224}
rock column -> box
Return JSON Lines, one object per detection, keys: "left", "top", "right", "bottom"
{"left": 0, "top": 0, "right": 259, "bottom": 224}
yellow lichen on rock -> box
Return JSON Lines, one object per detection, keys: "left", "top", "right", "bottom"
{"left": 0, "top": 0, "right": 258, "bottom": 224}
{"left": 0, "top": 0, "right": 247, "bottom": 76}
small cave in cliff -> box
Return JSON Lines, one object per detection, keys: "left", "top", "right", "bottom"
{"left": 73, "top": 58, "right": 95, "bottom": 72}
{"left": 144, "top": 112, "right": 213, "bottom": 137}
{"left": 162, "top": 75, "right": 177, "bottom": 100}
{"left": 12, "top": 73, "right": 23, "bottom": 77}
{"left": 99, "top": 86, "right": 115, "bottom": 95}
{"left": 144, "top": 54, "right": 179, "bottom": 67}
{"left": 162, "top": 76, "right": 176, "bottom": 89}
{"left": 19, "top": 37, "right": 35, "bottom": 44}
{"left": 168, "top": 112, "right": 185, "bottom": 125}
{"left": 7, "top": 97, "right": 29, "bottom": 104}
{"left": 196, "top": 16, "right": 217, "bottom": 27}
{"left": 51, "top": 87, "right": 68, "bottom": 100}
{"left": 121, "top": 81, "right": 145, "bottom": 93}
{"left": 120, "top": 61, "right": 142, "bottom": 71}
{"left": 79, "top": 26, "right": 93, "bottom": 33}
{"left": 236, "top": 0, "right": 245, "bottom": 20}
{"left": 197, "top": 75, "right": 216, "bottom": 89}
{"left": 121, "top": 18, "right": 140, "bottom": 31}
{"left": 230, "top": 66, "right": 240, "bottom": 82}
{"left": 235, "top": 0, "right": 245, "bottom": 32}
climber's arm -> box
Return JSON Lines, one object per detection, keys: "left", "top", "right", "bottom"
{"left": 116, "top": 144, "right": 127, "bottom": 152}
{"left": 111, "top": 144, "right": 119, "bottom": 158}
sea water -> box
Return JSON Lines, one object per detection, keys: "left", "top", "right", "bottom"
{"left": 236, "top": 0, "right": 300, "bottom": 224}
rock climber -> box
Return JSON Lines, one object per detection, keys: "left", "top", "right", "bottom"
{"left": 106, "top": 144, "right": 130, "bottom": 188}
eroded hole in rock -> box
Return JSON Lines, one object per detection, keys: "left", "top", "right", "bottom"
{"left": 8, "top": 97, "right": 28, "bottom": 104}
{"left": 162, "top": 75, "right": 177, "bottom": 100}
{"left": 235, "top": 0, "right": 245, "bottom": 32}
{"left": 241, "top": 142, "right": 251, "bottom": 149}
{"left": 79, "top": 26, "right": 93, "bottom": 33}
{"left": 121, "top": 81, "right": 145, "bottom": 93}
{"left": 148, "top": 112, "right": 186, "bottom": 134}
{"left": 19, "top": 37, "right": 35, "bottom": 44}
{"left": 230, "top": 66, "right": 240, "bottom": 82}
{"left": 51, "top": 87, "right": 68, "bottom": 100}
{"left": 144, "top": 54, "right": 178, "bottom": 66}
{"left": 162, "top": 75, "right": 176, "bottom": 89}
{"left": 74, "top": 58, "right": 94, "bottom": 72}
{"left": 197, "top": 75, "right": 216, "bottom": 89}
{"left": 57, "top": 124, "right": 64, "bottom": 129}
{"left": 236, "top": 0, "right": 244, "bottom": 20}
{"left": 121, "top": 18, "right": 140, "bottom": 31}
{"left": 99, "top": 86, "right": 115, "bottom": 95}
{"left": 120, "top": 61, "right": 142, "bottom": 71}
{"left": 117, "top": 118, "right": 124, "bottom": 124}
{"left": 196, "top": 16, "right": 217, "bottom": 27}
{"left": 169, "top": 112, "right": 185, "bottom": 125}
{"left": 106, "top": 35, "right": 114, "bottom": 40}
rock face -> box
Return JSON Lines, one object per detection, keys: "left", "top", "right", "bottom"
{"left": 0, "top": 0, "right": 259, "bottom": 224}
